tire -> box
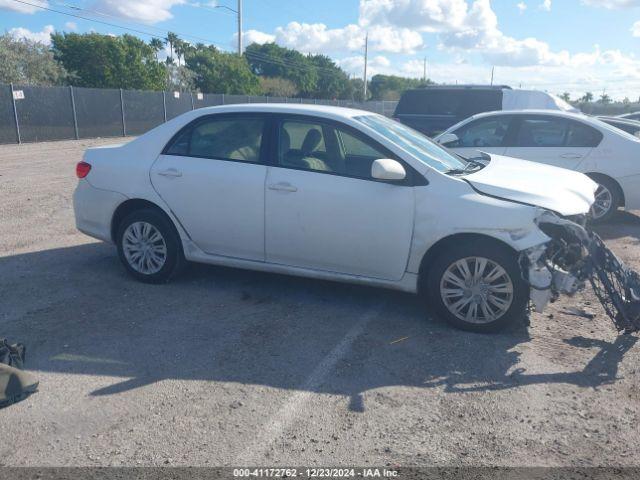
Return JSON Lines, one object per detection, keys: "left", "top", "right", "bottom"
{"left": 116, "top": 208, "right": 185, "bottom": 284}
{"left": 423, "top": 239, "right": 528, "bottom": 333}
{"left": 588, "top": 176, "right": 620, "bottom": 223}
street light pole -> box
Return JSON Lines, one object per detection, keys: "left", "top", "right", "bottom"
{"left": 215, "top": 1, "right": 242, "bottom": 56}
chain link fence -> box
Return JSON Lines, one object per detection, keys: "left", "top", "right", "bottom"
{"left": 0, "top": 83, "right": 398, "bottom": 145}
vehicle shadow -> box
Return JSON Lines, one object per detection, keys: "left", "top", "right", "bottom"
{"left": 1, "top": 242, "right": 637, "bottom": 411}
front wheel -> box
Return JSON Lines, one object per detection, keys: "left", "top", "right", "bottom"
{"left": 589, "top": 178, "right": 620, "bottom": 223}
{"left": 116, "top": 209, "right": 185, "bottom": 283}
{"left": 424, "top": 240, "right": 528, "bottom": 333}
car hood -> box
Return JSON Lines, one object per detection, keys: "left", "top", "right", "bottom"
{"left": 464, "top": 154, "right": 597, "bottom": 216}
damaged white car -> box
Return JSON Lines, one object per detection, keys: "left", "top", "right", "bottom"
{"left": 73, "top": 105, "right": 640, "bottom": 333}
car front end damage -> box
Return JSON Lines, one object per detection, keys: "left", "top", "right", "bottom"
{"left": 521, "top": 210, "right": 640, "bottom": 333}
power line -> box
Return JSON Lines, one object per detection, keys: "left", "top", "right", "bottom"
{"left": 9, "top": 0, "right": 173, "bottom": 39}
{"left": 47, "top": 0, "right": 228, "bottom": 46}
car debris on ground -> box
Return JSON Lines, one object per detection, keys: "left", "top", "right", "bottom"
{"left": 524, "top": 211, "right": 640, "bottom": 334}
{"left": 0, "top": 338, "right": 38, "bottom": 409}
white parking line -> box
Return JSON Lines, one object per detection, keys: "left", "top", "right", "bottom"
{"left": 235, "top": 303, "right": 385, "bottom": 465}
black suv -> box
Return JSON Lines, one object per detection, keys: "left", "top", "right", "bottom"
{"left": 393, "top": 85, "right": 508, "bottom": 137}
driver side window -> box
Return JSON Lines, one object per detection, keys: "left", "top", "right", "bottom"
{"left": 454, "top": 117, "right": 512, "bottom": 148}
{"left": 278, "top": 120, "right": 389, "bottom": 180}
{"left": 279, "top": 121, "right": 331, "bottom": 172}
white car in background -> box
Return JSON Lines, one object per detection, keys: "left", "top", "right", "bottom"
{"left": 74, "top": 104, "right": 597, "bottom": 332}
{"left": 435, "top": 110, "right": 640, "bottom": 221}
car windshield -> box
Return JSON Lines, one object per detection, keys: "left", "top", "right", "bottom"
{"left": 356, "top": 114, "right": 468, "bottom": 173}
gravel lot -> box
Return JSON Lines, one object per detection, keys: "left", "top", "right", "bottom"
{"left": 0, "top": 138, "right": 639, "bottom": 467}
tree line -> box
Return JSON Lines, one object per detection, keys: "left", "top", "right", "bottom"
{"left": 558, "top": 91, "right": 640, "bottom": 114}
{"left": 0, "top": 30, "right": 432, "bottom": 101}
{"left": 2, "top": 30, "right": 637, "bottom": 110}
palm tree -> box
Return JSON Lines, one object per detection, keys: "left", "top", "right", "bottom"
{"left": 581, "top": 92, "right": 594, "bottom": 103}
{"left": 559, "top": 92, "right": 571, "bottom": 102}
{"left": 149, "top": 37, "right": 164, "bottom": 62}
{"left": 174, "top": 38, "right": 187, "bottom": 67}
{"left": 599, "top": 92, "right": 611, "bottom": 104}
{"left": 166, "top": 32, "right": 179, "bottom": 64}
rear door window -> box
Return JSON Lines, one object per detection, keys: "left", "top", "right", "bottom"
{"left": 514, "top": 116, "right": 602, "bottom": 148}
{"left": 565, "top": 121, "right": 603, "bottom": 147}
{"left": 165, "top": 115, "right": 265, "bottom": 162}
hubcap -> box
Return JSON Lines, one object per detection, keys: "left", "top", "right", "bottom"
{"left": 440, "top": 257, "right": 514, "bottom": 324}
{"left": 122, "top": 221, "right": 167, "bottom": 275}
{"left": 590, "top": 184, "right": 613, "bottom": 220}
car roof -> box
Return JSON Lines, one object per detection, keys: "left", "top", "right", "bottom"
{"left": 599, "top": 116, "right": 640, "bottom": 125}
{"left": 187, "top": 103, "right": 376, "bottom": 121}
{"left": 467, "top": 109, "right": 588, "bottom": 121}
{"left": 404, "top": 85, "right": 511, "bottom": 91}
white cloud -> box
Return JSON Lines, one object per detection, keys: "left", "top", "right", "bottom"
{"left": 241, "top": 22, "right": 423, "bottom": 55}
{"left": 517, "top": 2, "right": 527, "bottom": 13}
{"left": 64, "top": 21, "right": 77, "bottom": 31}
{"left": 8, "top": 25, "right": 55, "bottom": 44}
{"left": 362, "top": 0, "right": 603, "bottom": 69}
{"left": 372, "top": 56, "right": 640, "bottom": 101}
{"left": 367, "top": 25, "right": 424, "bottom": 53}
{"left": 539, "top": 0, "right": 552, "bottom": 11}
{"left": 242, "top": 29, "right": 276, "bottom": 46}
{"left": 232, "top": 0, "right": 640, "bottom": 99}
{"left": 632, "top": 20, "right": 640, "bottom": 35}
{"left": 0, "top": 0, "right": 48, "bottom": 13}
{"left": 359, "top": 0, "right": 471, "bottom": 32}
{"left": 337, "top": 55, "right": 392, "bottom": 78}
{"left": 581, "top": 0, "right": 640, "bottom": 7}
{"left": 273, "top": 22, "right": 366, "bottom": 53}
{"left": 92, "top": 0, "right": 186, "bottom": 24}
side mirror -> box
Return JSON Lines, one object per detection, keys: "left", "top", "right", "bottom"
{"left": 437, "top": 132, "right": 459, "bottom": 147}
{"left": 371, "top": 159, "right": 406, "bottom": 181}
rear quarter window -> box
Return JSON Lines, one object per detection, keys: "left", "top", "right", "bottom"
{"left": 565, "top": 121, "right": 603, "bottom": 148}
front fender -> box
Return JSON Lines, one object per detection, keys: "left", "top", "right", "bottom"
{"left": 407, "top": 184, "right": 550, "bottom": 274}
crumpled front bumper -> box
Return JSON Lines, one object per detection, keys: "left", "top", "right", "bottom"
{"left": 520, "top": 210, "right": 640, "bottom": 333}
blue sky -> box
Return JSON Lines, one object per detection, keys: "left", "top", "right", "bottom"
{"left": 2, "top": 0, "right": 640, "bottom": 99}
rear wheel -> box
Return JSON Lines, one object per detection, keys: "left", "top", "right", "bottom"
{"left": 589, "top": 177, "right": 620, "bottom": 223}
{"left": 116, "top": 209, "right": 184, "bottom": 283}
{"left": 424, "top": 240, "right": 528, "bottom": 333}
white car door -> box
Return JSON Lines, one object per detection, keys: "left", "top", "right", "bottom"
{"left": 151, "top": 114, "right": 267, "bottom": 261}
{"left": 445, "top": 115, "right": 513, "bottom": 158}
{"left": 503, "top": 115, "right": 598, "bottom": 169}
{"left": 265, "top": 118, "right": 415, "bottom": 281}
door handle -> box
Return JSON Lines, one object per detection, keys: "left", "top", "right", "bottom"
{"left": 268, "top": 182, "right": 298, "bottom": 193}
{"left": 157, "top": 168, "right": 182, "bottom": 178}
{"left": 560, "top": 153, "right": 583, "bottom": 159}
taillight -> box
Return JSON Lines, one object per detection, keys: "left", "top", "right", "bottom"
{"left": 76, "top": 161, "right": 91, "bottom": 178}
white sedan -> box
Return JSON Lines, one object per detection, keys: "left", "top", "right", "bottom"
{"left": 74, "top": 104, "right": 596, "bottom": 332}
{"left": 435, "top": 109, "right": 640, "bottom": 221}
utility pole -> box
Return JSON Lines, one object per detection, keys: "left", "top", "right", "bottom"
{"left": 216, "top": 1, "right": 242, "bottom": 56}
{"left": 490, "top": 66, "right": 495, "bottom": 86}
{"left": 363, "top": 32, "right": 369, "bottom": 100}
{"left": 237, "top": 0, "right": 243, "bottom": 56}
{"left": 423, "top": 57, "right": 427, "bottom": 82}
